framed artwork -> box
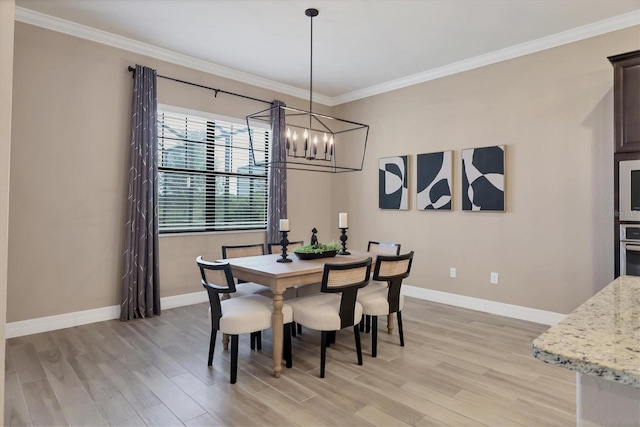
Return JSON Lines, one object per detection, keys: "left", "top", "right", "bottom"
{"left": 417, "top": 151, "right": 452, "bottom": 210}
{"left": 379, "top": 156, "right": 409, "bottom": 210}
{"left": 462, "top": 145, "right": 505, "bottom": 211}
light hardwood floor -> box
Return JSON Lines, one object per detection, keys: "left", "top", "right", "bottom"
{"left": 5, "top": 298, "right": 575, "bottom": 426}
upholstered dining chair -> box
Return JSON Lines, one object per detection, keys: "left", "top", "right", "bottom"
{"left": 367, "top": 241, "right": 401, "bottom": 256}
{"left": 222, "top": 243, "right": 297, "bottom": 299}
{"left": 197, "top": 256, "right": 293, "bottom": 384}
{"left": 288, "top": 258, "right": 372, "bottom": 378}
{"left": 361, "top": 241, "right": 402, "bottom": 333}
{"left": 221, "top": 243, "right": 268, "bottom": 294}
{"left": 357, "top": 251, "right": 414, "bottom": 357}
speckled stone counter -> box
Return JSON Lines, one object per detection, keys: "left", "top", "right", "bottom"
{"left": 533, "top": 275, "right": 640, "bottom": 388}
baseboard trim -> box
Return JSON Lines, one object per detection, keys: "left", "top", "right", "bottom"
{"left": 5, "top": 291, "right": 208, "bottom": 338}
{"left": 6, "top": 286, "right": 564, "bottom": 338}
{"left": 403, "top": 285, "right": 566, "bottom": 326}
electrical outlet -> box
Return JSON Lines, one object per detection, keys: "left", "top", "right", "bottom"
{"left": 490, "top": 272, "right": 499, "bottom": 284}
{"left": 450, "top": 268, "right": 456, "bottom": 278}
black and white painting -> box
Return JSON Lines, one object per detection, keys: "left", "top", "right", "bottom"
{"left": 379, "top": 156, "right": 409, "bottom": 210}
{"left": 462, "top": 145, "right": 505, "bottom": 211}
{"left": 417, "top": 151, "right": 452, "bottom": 210}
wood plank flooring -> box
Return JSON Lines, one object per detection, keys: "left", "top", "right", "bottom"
{"left": 5, "top": 298, "right": 575, "bottom": 426}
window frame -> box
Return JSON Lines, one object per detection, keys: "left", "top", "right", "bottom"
{"left": 157, "top": 104, "right": 270, "bottom": 234}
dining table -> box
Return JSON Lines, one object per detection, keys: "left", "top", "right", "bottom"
{"left": 218, "top": 250, "right": 375, "bottom": 378}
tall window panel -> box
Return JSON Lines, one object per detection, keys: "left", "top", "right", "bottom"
{"left": 157, "top": 107, "right": 269, "bottom": 233}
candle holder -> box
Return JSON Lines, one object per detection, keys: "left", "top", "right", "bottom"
{"left": 338, "top": 228, "right": 350, "bottom": 255}
{"left": 277, "top": 231, "right": 293, "bottom": 263}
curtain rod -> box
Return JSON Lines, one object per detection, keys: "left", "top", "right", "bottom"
{"left": 127, "top": 66, "right": 273, "bottom": 106}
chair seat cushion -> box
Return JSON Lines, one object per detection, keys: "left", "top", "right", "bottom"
{"left": 288, "top": 294, "right": 363, "bottom": 331}
{"left": 358, "top": 288, "right": 404, "bottom": 316}
{"left": 233, "top": 282, "right": 296, "bottom": 300}
{"left": 216, "top": 295, "right": 293, "bottom": 335}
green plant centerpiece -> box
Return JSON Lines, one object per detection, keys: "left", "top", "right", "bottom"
{"left": 294, "top": 228, "right": 341, "bottom": 260}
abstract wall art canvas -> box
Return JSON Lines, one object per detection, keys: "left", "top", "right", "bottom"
{"left": 417, "top": 151, "right": 452, "bottom": 210}
{"left": 462, "top": 145, "right": 505, "bottom": 211}
{"left": 379, "top": 156, "right": 409, "bottom": 210}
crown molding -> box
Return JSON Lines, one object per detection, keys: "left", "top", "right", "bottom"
{"left": 332, "top": 10, "right": 640, "bottom": 105}
{"left": 15, "top": 7, "right": 639, "bottom": 107}
{"left": 14, "top": 7, "right": 333, "bottom": 106}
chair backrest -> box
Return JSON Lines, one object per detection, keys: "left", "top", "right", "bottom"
{"left": 222, "top": 244, "right": 265, "bottom": 284}
{"left": 196, "top": 256, "right": 236, "bottom": 329}
{"left": 222, "top": 243, "right": 265, "bottom": 259}
{"left": 267, "top": 241, "right": 304, "bottom": 254}
{"left": 372, "top": 251, "right": 414, "bottom": 314}
{"left": 367, "top": 241, "right": 401, "bottom": 256}
{"left": 321, "top": 258, "right": 372, "bottom": 329}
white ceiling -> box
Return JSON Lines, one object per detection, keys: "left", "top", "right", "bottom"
{"left": 15, "top": 0, "right": 640, "bottom": 105}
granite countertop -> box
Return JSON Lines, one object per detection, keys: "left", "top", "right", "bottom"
{"left": 532, "top": 275, "right": 640, "bottom": 388}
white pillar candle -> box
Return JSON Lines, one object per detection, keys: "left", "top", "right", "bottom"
{"left": 279, "top": 219, "right": 290, "bottom": 232}
{"left": 338, "top": 213, "right": 348, "bottom": 228}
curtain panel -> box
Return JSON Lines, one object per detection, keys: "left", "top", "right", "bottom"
{"left": 266, "top": 101, "right": 287, "bottom": 245}
{"left": 120, "top": 64, "right": 161, "bottom": 321}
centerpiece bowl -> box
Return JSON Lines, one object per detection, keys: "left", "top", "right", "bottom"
{"left": 293, "top": 242, "right": 340, "bottom": 260}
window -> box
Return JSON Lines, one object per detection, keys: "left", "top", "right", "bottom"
{"left": 157, "top": 106, "right": 269, "bottom": 233}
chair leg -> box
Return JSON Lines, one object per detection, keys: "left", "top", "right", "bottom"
{"left": 329, "top": 331, "right": 336, "bottom": 344}
{"left": 291, "top": 322, "right": 297, "bottom": 337}
{"left": 320, "top": 331, "right": 328, "bottom": 378}
{"left": 256, "top": 331, "right": 262, "bottom": 350}
{"left": 208, "top": 329, "right": 217, "bottom": 366}
{"left": 297, "top": 323, "right": 302, "bottom": 334}
{"left": 222, "top": 333, "right": 229, "bottom": 350}
{"left": 230, "top": 335, "right": 239, "bottom": 384}
{"left": 365, "top": 315, "right": 371, "bottom": 333}
{"left": 397, "top": 311, "right": 404, "bottom": 347}
{"left": 372, "top": 315, "right": 378, "bottom": 358}
{"left": 250, "top": 332, "right": 256, "bottom": 350}
{"left": 353, "top": 325, "right": 363, "bottom": 366}
{"left": 284, "top": 324, "right": 293, "bottom": 368}
{"left": 359, "top": 318, "right": 365, "bottom": 332}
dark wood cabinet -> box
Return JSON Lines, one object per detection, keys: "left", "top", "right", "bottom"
{"left": 611, "top": 50, "right": 640, "bottom": 278}
{"left": 609, "top": 50, "right": 640, "bottom": 153}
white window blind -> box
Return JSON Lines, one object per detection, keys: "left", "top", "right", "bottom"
{"left": 157, "top": 108, "right": 269, "bottom": 233}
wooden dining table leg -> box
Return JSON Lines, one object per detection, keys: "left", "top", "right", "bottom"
{"left": 272, "top": 291, "right": 284, "bottom": 378}
{"left": 387, "top": 314, "right": 394, "bottom": 334}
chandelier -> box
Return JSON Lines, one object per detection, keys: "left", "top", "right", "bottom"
{"left": 247, "top": 8, "right": 369, "bottom": 173}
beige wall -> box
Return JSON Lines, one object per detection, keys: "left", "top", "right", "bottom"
{"left": 8, "top": 19, "right": 639, "bottom": 322}
{"left": 332, "top": 26, "right": 640, "bottom": 314}
{"left": 1, "top": 0, "right": 16, "bottom": 418}
{"left": 8, "top": 22, "right": 332, "bottom": 322}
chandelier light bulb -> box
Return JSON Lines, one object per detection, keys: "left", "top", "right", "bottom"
{"left": 323, "top": 133, "right": 328, "bottom": 143}
{"left": 285, "top": 128, "right": 291, "bottom": 150}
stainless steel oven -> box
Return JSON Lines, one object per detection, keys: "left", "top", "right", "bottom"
{"left": 620, "top": 224, "right": 640, "bottom": 276}
{"left": 618, "top": 159, "right": 640, "bottom": 222}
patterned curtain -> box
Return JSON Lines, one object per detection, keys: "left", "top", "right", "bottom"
{"left": 266, "top": 100, "right": 287, "bottom": 244}
{"left": 120, "top": 64, "right": 160, "bottom": 321}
